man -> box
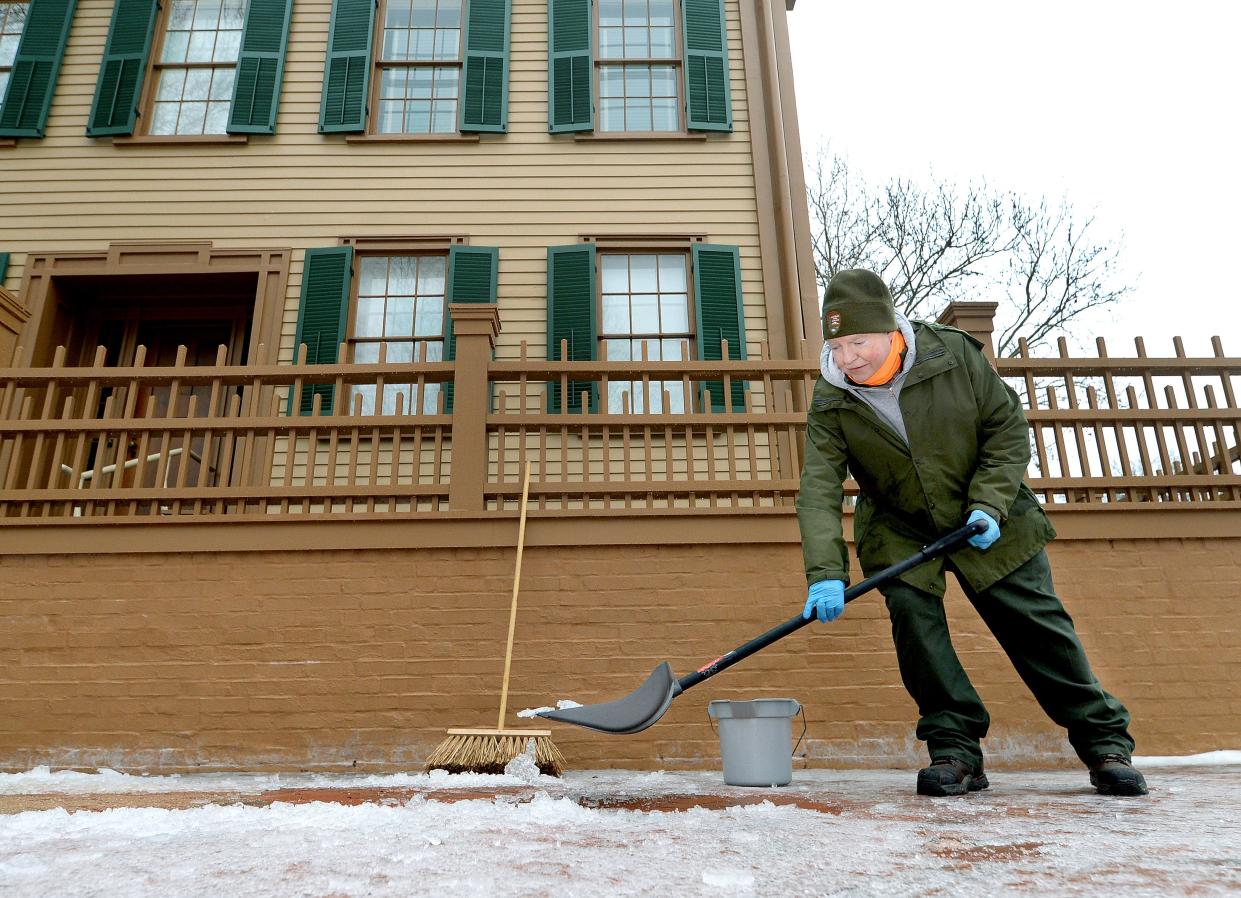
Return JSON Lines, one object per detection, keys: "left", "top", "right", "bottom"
{"left": 796, "top": 268, "right": 1147, "bottom": 797}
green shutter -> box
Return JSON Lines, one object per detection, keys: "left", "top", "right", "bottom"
{"left": 547, "top": 244, "right": 596, "bottom": 412}
{"left": 547, "top": 0, "right": 592, "bottom": 133}
{"left": 694, "top": 244, "right": 745, "bottom": 412}
{"left": 228, "top": 0, "right": 293, "bottom": 134}
{"left": 319, "top": 0, "right": 376, "bottom": 133}
{"left": 443, "top": 246, "right": 500, "bottom": 412}
{"left": 459, "top": 0, "right": 510, "bottom": 132}
{"left": 0, "top": 253, "right": 9, "bottom": 283}
{"left": 86, "top": 0, "right": 158, "bottom": 137}
{"left": 291, "top": 246, "right": 354, "bottom": 415}
{"left": 682, "top": 0, "right": 731, "bottom": 132}
{"left": 0, "top": 0, "right": 77, "bottom": 138}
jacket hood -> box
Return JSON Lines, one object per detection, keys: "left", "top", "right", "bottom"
{"left": 821, "top": 311, "right": 917, "bottom": 388}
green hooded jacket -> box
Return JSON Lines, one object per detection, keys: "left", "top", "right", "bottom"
{"left": 796, "top": 322, "right": 1055, "bottom": 596}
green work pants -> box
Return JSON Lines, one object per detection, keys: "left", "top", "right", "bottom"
{"left": 881, "top": 548, "right": 1135, "bottom": 769}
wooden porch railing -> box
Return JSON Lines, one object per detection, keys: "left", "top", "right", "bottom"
{"left": 0, "top": 304, "right": 1237, "bottom": 523}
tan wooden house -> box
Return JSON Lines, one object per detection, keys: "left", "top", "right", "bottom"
{"left": 1, "top": 0, "right": 1239, "bottom": 775}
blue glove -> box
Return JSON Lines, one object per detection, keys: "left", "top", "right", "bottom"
{"left": 802, "top": 579, "right": 846, "bottom": 623}
{"left": 967, "top": 509, "right": 1001, "bottom": 551}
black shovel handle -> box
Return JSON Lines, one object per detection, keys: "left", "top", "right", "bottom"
{"left": 674, "top": 518, "right": 987, "bottom": 695}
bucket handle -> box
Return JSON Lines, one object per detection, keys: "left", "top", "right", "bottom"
{"left": 706, "top": 705, "right": 809, "bottom": 759}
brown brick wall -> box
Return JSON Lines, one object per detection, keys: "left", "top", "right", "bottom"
{"left": 1, "top": 532, "right": 1238, "bottom": 773}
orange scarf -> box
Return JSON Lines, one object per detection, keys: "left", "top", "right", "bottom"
{"left": 859, "top": 331, "right": 906, "bottom": 386}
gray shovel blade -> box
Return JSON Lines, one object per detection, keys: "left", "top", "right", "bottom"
{"left": 537, "top": 662, "right": 680, "bottom": 734}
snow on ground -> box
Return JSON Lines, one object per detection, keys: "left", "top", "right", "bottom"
{"left": 2, "top": 762, "right": 1239, "bottom": 897}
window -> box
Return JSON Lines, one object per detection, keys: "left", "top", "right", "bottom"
{"left": 546, "top": 242, "right": 745, "bottom": 414}
{"left": 351, "top": 254, "right": 447, "bottom": 413}
{"left": 600, "top": 253, "right": 690, "bottom": 411}
{"left": 87, "top": 0, "right": 292, "bottom": 138}
{"left": 149, "top": 0, "right": 246, "bottom": 135}
{"left": 375, "top": 0, "right": 462, "bottom": 135}
{"left": 0, "top": 1, "right": 27, "bottom": 100}
{"left": 597, "top": 0, "right": 679, "bottom": 133}
{"left": 547, "top": 0, "right": 730, "bottom": 135}
{"left": 320, "top": 0, "right": 510, "bottom": 135}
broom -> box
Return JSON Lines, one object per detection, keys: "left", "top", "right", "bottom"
{"left": 424, "top": 461, "right": 566, "bottom": 776}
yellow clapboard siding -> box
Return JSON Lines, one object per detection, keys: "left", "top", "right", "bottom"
{"left": 1, "top": 0, "right": 770, "bottom": 353}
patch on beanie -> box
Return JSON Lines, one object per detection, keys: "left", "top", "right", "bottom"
{"left": 825, "top": 310, "right": 843, "bottom": 336}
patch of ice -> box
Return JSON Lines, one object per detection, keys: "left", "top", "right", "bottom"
{"left": 501, "top": 741, "right": 543, "bottom": 784}
{"left": 516, "top": 706, "right": 552, "bottom": 718}
{"left": 1134, "top": 749, "right": 1241, "bottom": 767}
{"left": 702, "top": 868, "right": 756, "bottom": 889}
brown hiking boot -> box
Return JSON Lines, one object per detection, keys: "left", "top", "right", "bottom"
{"left": 1088, "top": 754, "right": 1149, "bottom": 796}
{"left": 916, "top": 758, "right": 989, "bottom": 796}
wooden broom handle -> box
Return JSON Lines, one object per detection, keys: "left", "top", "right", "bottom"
{"left": 496, "top": 461, "right": 531, "bottom": 729}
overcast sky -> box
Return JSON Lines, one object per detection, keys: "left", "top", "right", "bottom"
{"left": 786, "top": 0, "right": 1241, "bottom": 357}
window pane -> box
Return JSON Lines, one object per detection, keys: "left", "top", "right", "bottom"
{"left": 405, "top": 102, "right": 432, "bottom": 133}
{"left": 649, "top": 0, "right": 673, "bottom": 27}
{"left": 631, "top": 294, "right": 659, "bottom": 332}
{"left": 660, "top": 293, "right": 689, "bottom": 332}
{"left": 623, "top": 26, "right": 647, "bottom": 58}
{"left": 155, "top": 68, "right": 187, "bottom": 101}
{"left": 625, "top": 99, "right": 652, "bottom": 132}
{"left": 386, "top": 297, "right": 415, "bottom": 335}
{"left": 598, "top": 27, "right": 623, "bottom": 60}
{"left": 650, "top": 26, "right": 675, "bottom": 57}
{"left": 418, "top": 256, "right": 446, "bottom": 294}
{"left": 178, "top": 101, "right": 207, "bottom": 133}
{"left": 193, "top": 0, "right": 221, "bottom": 29}
{"left": 383, "top": 28, "right": 409, "bottom": 59}
{"left": 433, "top": 66, "right": 458, "bottom": 98}
{"left": 358, "top": 257, "right": 389, "bottom": 295}
{"left": 630, "top": 254, "right": 657, "bottom": 292}
{"left": 661, "top": 338, "right": 685, "bottom": 361}
{"left": 599, "top": 99, "right": 624, "bottom": 132}
{"left": 411, "top": 28, "right": 435, "bottom": 60}
{"left": 437, "top": 0, "right": 461, "bottom": 27}
{"left": 183, "top": 68, "right": 212, "bottom": 100}
{"left": 186, "top": 30, "right": 216, "bottom": 63}
{"left": 622, "top": 0, "right": 648, "bottom": 27}
{"left": 221, "top": 0, "right": 245, "bottom": 29}
{"left": 599, "top": 0, "right": 622, "bottom": 27}
{"left": 624, "top": 66, "right": 650, "bottom": 98}
{"left": 390, "top": 256, "right": 417, "bottom": 294}
{"left": 215, "top": 28, "right": 242, "bottom": 63}
{"left": 161, "top": 30, "right": 190, "bottom": 64}
{"left": 658, "top": 254, "right": 686, "bottom": 291}
{"left": 414, "top": 298, "right": 444, "bottom": 337}
{"left": 434, "top": 28, "right": 460, "bottom": 60}
{"left": 204, "top": 100, "right": 229, "bottom": 134}
{"left": 168, "top": 0, "right": 194, "bottom": 30}
{"left": 387, "top": 339, "right": 414, "bottom": 361}
{"left": 409, "top": 67, "right": 434, "bottom": 98}
{"left": 651, "top": 98, "right": 678, "bottom": 132}
{"left": 209, "top": 67, "right": 234, "bottom": 100}
{"left": 353, "top": 342, "right": 380, "bottom": 363}
{"left": 651, "top": 65, "right": 677, "bottom": 97}
{"left": 601, "top": 294, "right": 630, "bottom": 334}
{"left": 378, "top": 100, "right": 404, "bottom": 133}
{"left": 605, "top": 339, "right": 631, "bottom": 361}
{"left": 599, "top": 66, "right": 623, "bottom": 99}
{"left": 385, "top": 0, "right": 411, "bottom": 29}
{"left": 356, "top": 297, "right": 385, "bottom": 338}
{"left": 600, "top": 254, "right": 629, "bottom": 293}
{"left": 411, "top": 0, "right": 436, "bottom": 28}
{"left": 150, "top": 101, "right": 179, "bottom": 135}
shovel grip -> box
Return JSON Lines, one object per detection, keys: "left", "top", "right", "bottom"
{"left": 676, "top": 518, "right": 987, "bottom": 694}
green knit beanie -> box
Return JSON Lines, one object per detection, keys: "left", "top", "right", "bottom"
{"left": 822, "top": 269, "right": 897, "bottom": 338}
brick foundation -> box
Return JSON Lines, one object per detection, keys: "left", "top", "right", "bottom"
{"left": 2, "top": 527, "right": 1238, "bottom": 773}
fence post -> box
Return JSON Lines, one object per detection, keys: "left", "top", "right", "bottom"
{"left": 448, "top": 303, "right": 500, "bottom": 512}
{"left": 936, "top": 301, "right": 999, "bottom": 361}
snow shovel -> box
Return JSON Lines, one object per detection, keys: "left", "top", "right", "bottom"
{"left": 537, "top": 519, "right": 987, "bottom": 735}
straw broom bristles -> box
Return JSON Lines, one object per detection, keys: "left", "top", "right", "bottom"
{"left": 425, "top": 463, "right": 565, "bottom": 777}
{"left": 424, "top": 729, "right": 566, "bottom": 777}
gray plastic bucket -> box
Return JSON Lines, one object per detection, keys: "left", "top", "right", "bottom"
{"left": 707, "top": 698, "right": 806, "bottom": 787}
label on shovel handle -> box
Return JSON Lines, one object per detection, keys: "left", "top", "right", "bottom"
{"left": 697, "top": 651, "right": 735, "bottom": 674}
